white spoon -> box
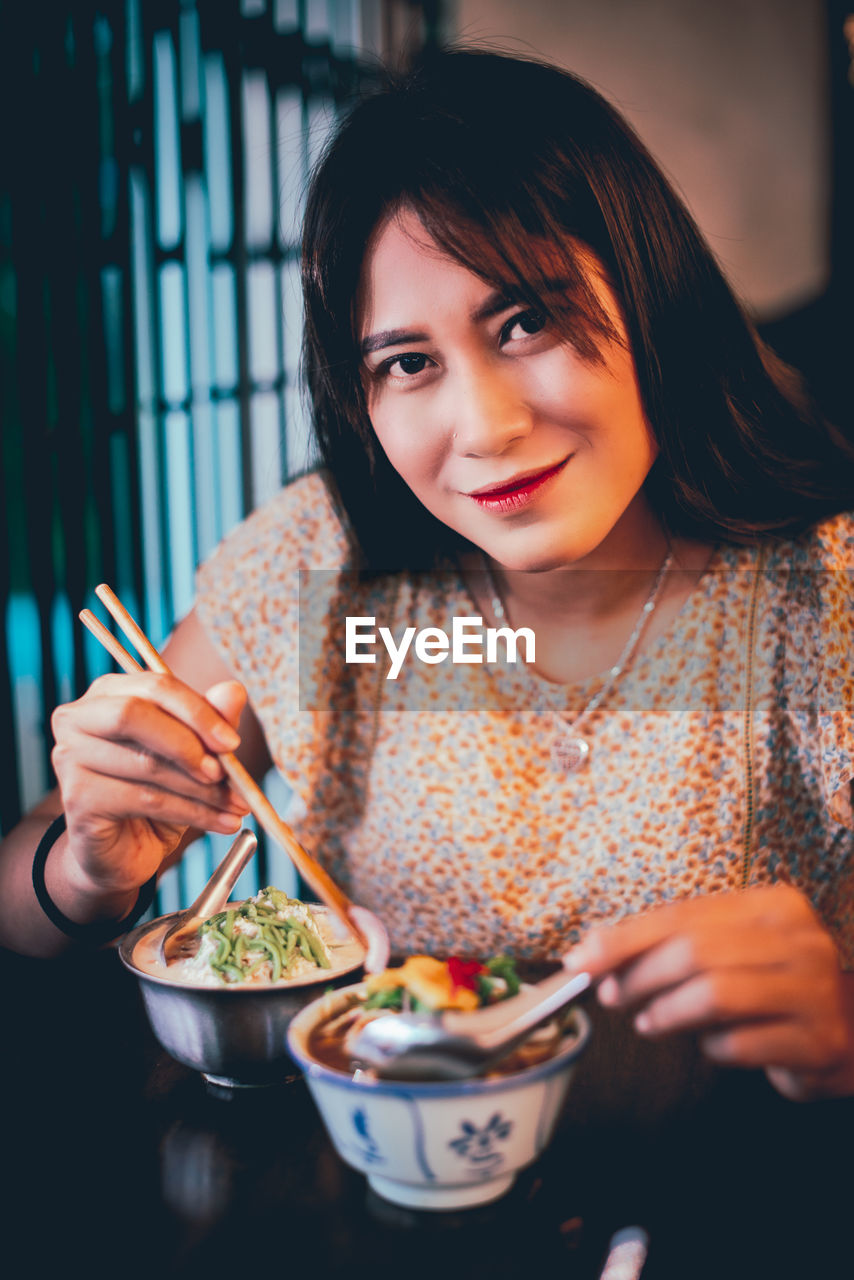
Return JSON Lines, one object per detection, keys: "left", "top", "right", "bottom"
{"left": 348, "top": 967, "right": 591, "bottom": 1080}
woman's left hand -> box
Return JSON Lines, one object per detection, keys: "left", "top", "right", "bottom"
{"left": 565, "top": 883, "right": 854, "bottom": 1101}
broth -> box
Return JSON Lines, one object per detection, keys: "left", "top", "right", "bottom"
{"left": 307, "top": 995, "right": 576, "bottom": 1079}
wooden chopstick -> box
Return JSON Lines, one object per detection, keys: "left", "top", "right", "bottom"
{"left": 80, "top": 609, "right": 143, "bottom": 672}
{"left": 80, "top": 584, "right": 368, "bottom": 948}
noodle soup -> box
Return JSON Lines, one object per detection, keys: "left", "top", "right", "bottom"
{"left": 287, "top": 974, "right": 592, "bottom": 1210}
{"left": 130, "top": 887, "right": 364, "bottom": 989}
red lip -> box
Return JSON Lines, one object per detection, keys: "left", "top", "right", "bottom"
{"left": 465, "top": 457, "right": 570, "bottom": 508}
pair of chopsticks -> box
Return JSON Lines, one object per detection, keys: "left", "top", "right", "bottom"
{"left": 80, "top": 584, "right": 368, "bottom": 948}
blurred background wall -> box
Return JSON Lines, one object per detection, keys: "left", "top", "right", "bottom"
{"left": 1, "top": 0, "right": 851, "bottom": 911}
{"left": 455, "top": 0, "right": 828, "bottom": 317}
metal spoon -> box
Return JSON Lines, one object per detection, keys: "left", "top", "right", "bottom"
{"left": 159, "top": 829, "right": 258, "bottom": 964}
{"left": 348, "top": 967, "right": 591, "bottom": 1080}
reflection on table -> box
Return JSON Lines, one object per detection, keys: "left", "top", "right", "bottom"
{"left": 3, "top": 944, "right": 851, "bottom": 1280}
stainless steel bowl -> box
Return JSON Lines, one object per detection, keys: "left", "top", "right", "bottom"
{"left": 119, "top": 906, "right": 365, "bottom": 1088}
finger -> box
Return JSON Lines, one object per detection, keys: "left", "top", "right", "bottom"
{"left": 66, "top": 775, "right": 247, "bottom": 837}
{"left": 76, "top": 673, "right": 242, "bottom": 755}
{"left": 598, "top": 929, "right": 792, "bottom": 1009}
{"left": 565, "top": 902, "right": 714, "bottom": 979}
{"left": 55, "top": 689, "right": 237, "bottom": 785}
{"left": 567, "top": 885, "right": 812, "bottom": 979}
{"left": 55, "top": 735, "right": 250, "bottom": 813}
{"left": 204, "top": 680, "right": 247, "bottom": 731}
{"left": 349, "top": 906, "right": 391, "bottom": 974}
{"left": 700, "top": 1019, "right": 849, "bottom": 1074}
{"left": 631, "top": 969, "right": 818, "bottom": 1038}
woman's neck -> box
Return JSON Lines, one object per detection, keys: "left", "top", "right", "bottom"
{"left": 483, "top": 501, "right": 676, "bottom": 625}
{"left": 461, "top": 516, "right": 716, "bottom": 686}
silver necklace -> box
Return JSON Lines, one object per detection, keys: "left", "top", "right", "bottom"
{"left": 481, "top": 549, "right": 673, "bottom": 771}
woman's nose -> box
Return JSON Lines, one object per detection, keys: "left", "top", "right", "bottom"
{"left": 451, "top": 364, "right": 533, "bottom": 456}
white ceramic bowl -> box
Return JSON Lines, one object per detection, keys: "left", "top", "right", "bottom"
{"left": 287, "top": 982, "right": 591, "bottom": 1210}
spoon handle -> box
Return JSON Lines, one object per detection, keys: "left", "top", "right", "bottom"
{"left": 184, "top": 829, "right": 258, "bottom": 922}
{"left": 441, "top": 968, "right": 592, "bottom": 1046}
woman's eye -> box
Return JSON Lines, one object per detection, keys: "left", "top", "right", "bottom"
{"left": 376, "top": 352, "right": 434, "bottom": 381}
{"left": 502, "top": 310, "right": 546, "bottom": 343}
{"left": 395, "top": 354, "right": 430, "bottom": 374}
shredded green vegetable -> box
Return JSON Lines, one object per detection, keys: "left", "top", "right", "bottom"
{"left": 484, "top": 954, "right": 521, "bottom": 997}
{"left": 196, "top": 886, "right": 331, "bottom": 985}
{"left": 363, "top": 986, "right": 405, "bottom": 1012}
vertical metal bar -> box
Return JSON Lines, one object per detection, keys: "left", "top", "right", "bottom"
{"left": 0, "top": 6, "right": 25, "bottom": 832}
{"left": 7, "top": 9, "right": 63, "bottom": 810}
{"left": 108, "top": 0, "right": 147, "bottom": 627}
{"left": 221, "top": 10, "right": 254, "bottom": 522}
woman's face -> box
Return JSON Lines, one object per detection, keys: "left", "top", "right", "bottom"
{"left": 357, "top": 208, "right": 660, "bottom": 571}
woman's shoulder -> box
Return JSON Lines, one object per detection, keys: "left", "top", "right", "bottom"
{"left": 757, "top": 514, "right": 853, "bottom": 684}
{"left": 765, "top": 510, "right": 854, "bottom": 572}
{"left": 200, "top": 468, "right": 352, "bottom": 579}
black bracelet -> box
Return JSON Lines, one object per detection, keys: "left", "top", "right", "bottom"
{"left": 32, "top": 814, "right": 158, "bottom": 945}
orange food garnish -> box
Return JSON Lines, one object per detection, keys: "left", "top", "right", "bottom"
{"left": 365, "top": 955, "right": 480, "bottom": 1011}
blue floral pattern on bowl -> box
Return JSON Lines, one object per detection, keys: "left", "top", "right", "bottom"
{"left": 288, "top": 987, "right": 591, "bottom": 1211}
{"left": 449, "top": 1112, "right": 512, "bottom": 1168}
{"left": 351, "top": 1107, "right": 385, "bottom": 1164}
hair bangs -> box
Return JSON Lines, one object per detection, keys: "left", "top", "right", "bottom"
{"left": 399, "top": 188, "right": 620, "bottom": 364}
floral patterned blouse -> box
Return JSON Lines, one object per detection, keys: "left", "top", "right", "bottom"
{"left": 195, "top": 471, "right": 854, "bottom": 964}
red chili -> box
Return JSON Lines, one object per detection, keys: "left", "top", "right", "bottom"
{"left": 447, "top": 956, "right": 486, "bottom": 992}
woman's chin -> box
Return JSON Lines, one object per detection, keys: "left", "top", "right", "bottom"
{"left": 478, "top": 532, "right": 599, "bottom": 574}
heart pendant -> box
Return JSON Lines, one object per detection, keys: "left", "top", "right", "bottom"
{"left": 552, "top": 735, "right": 590, "bottom": 771}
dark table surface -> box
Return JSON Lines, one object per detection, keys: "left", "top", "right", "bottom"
{"left": 3, "top": 943, "right": 852, "bottom": 1280}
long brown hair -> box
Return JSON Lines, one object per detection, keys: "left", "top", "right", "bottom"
{"left": 302, "top": 48, "right": 854, "bottom": 571}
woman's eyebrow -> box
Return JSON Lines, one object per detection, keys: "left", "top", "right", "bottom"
{"left": 359, "top": 280, "right": 572, "bottom": 355}
{"left": 471, "top": 280, "right": 572, "bottom": 323}
{"left": 471, "top": 290, "right": 516, "bottom": 323}
{"left": 361, "top": 295, "right": 516, "bottom": 353}
{"left": 360, "top": 328, "right": 429, "bottom": 356}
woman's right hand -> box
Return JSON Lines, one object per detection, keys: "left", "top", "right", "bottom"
{"left": 50, "top": 674, "right": 252, "bottom": 898}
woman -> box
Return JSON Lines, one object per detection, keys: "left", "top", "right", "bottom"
{"left": 2, "top": 49, "right": 853, "bottom": 1101}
